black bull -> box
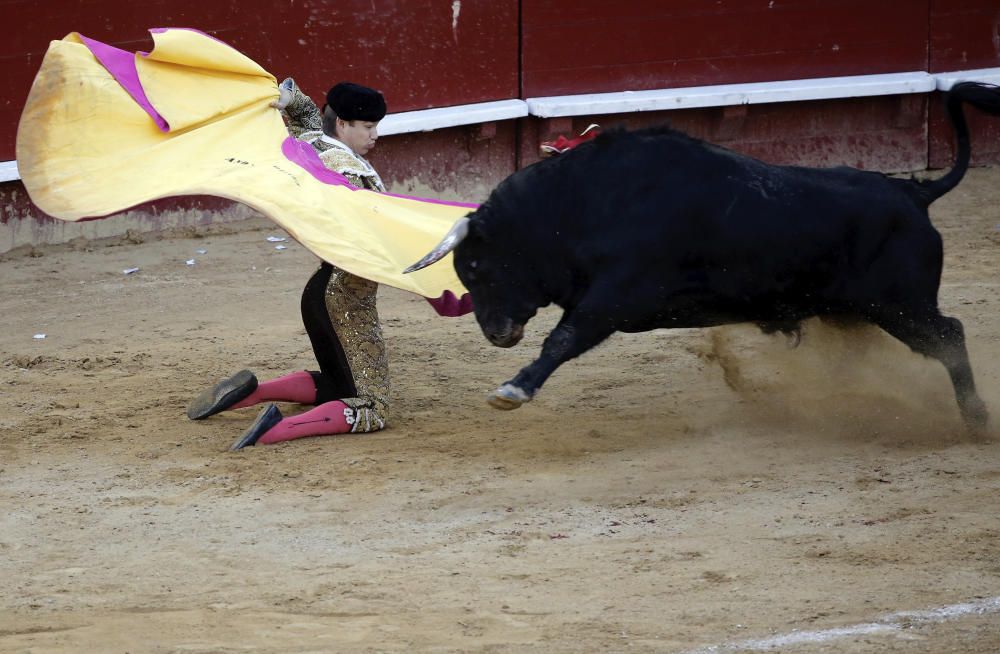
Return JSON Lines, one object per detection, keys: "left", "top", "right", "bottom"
{"left": 407, "top": 82, "right": 1000, "bottom": 432}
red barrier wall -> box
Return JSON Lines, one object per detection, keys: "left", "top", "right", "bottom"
{"left": 521, "top": 0, "right": 929, "bottom": 96}
{"left": 2, "top": 1, "right": 998, "bottom": 251}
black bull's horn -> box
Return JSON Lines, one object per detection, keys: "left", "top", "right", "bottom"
{"left": 403, "top": 216, "right": 470, "bottom": 273}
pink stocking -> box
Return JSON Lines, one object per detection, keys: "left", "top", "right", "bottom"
{"left": 257, "top": 401, "right": 354, "bottom": 445}
{"left": 232, "top": 370, "right": 317, "bottom": 409}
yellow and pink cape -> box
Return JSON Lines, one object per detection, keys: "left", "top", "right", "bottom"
{"left": 16, "top": 28, "right": 472, "bottom": 315}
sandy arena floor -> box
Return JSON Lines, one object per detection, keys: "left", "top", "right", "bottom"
{"left": 1, "top": 167, "right": 1000, "bottom": 653}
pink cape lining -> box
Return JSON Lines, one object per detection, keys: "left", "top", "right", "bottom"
{"left": 75, "top": 29, "right": 476, "bottom": 318}
{"left": 280, "top": 138, "right": 476, "bottom": 316}
{"left": 280, "top": 137, "right": 479, "bottom": 210}
{"left": 77, "top": 34, "right": 169, "bottom": 132}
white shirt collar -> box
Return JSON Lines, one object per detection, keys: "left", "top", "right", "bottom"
{"left": 319, "top": 134, "right": 351, "bottom": 150}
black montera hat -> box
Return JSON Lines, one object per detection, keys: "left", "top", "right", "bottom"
{"left": 326, "top": 82, "right": 387, "bottom": 122}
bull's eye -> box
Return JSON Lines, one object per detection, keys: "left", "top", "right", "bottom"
{"left": 470, "top": 260, "right": 478, "bottom": 269}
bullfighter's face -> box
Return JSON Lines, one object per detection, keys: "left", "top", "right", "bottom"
{"left": 453, "top": 227, "right": 542, "bottom": 348}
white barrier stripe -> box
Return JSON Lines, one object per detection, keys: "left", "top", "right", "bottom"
{"left": 0, "top": 160, "right": 18, "bottom": 183}
{"left": 528, "top": 67, "right": 1000, "bottom": 118}
{"left": 527, "top": 71, "right": 936, "bottom": 118}
{"left": 683, "top": 595, "right": 1000, "bottom": 653}
{"left": 936, "top": 67, "right": 1000, "bottom": 90}
{"left": 376, "top": 98, "right": 528, "bottom": 136}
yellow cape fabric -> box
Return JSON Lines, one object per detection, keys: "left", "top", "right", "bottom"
{"left": 16, "top": 29, "right": 469, "bottom": 300}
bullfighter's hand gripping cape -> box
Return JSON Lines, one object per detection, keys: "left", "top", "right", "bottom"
{"left": 16, "top": 28, "right": 473, "bottom": 315}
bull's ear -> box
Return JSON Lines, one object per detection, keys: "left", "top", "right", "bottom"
{"left": 403, "top": 216, "right": 470, "bottom": 273}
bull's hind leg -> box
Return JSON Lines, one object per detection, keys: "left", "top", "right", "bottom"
{"left": 872, "top": 310, "right": 988, "bottom": 432}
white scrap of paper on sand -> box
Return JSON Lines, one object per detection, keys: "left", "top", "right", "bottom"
{"left": 33, "top": 333, "right": 46, "bottom": 339}
{"left": 123, "top": 267, "right": 140, "bottom": 275}
{"left": 266, "top": 236, "right": 287, "bottom": 243}
{"left": 275, "top": 245, "right": 287, "bottom": 250}
{"left": 185, "top": 259, "right": 196, "bottom": 266}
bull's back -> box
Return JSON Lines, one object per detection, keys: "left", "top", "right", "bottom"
{"left": 554, "top": 128, "right": 939, "bottom": 318}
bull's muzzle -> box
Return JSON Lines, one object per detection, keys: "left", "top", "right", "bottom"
{"left": 485, "top": 323, "right": 524, "bottom": 348}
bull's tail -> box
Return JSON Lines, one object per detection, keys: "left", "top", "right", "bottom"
{"left": 917, "top": 81, "right": 1000, "bottom": 205}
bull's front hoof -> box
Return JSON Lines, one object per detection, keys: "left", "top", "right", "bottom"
{"left": 488, "top": 383, "right": 531, "bottom": 410}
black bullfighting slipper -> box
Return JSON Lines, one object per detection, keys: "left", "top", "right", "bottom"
{"left": 230, "top": 403, "right": 283, "bottom": 451}
{"left": 186, "top": 369, "right": 258, "bottom": 420}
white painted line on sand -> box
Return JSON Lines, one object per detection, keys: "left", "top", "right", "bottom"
{"left": 683, "top": 596, "right": 1000, "bottom": 652}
